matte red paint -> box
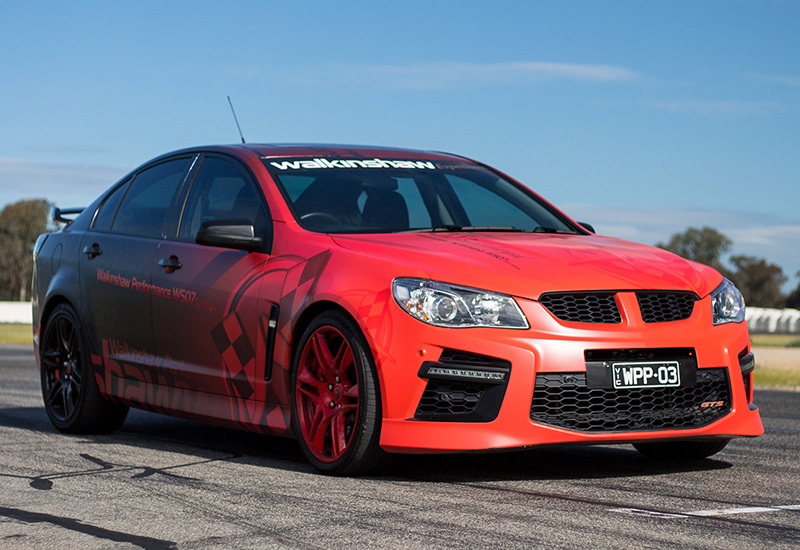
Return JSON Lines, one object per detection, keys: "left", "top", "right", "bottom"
{"left": 32, "top": 144, "right": 763, "bottom": 458}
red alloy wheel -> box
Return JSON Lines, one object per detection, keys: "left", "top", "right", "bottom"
{"left": 295, "top": 325, "right": 360, "bottom": 463}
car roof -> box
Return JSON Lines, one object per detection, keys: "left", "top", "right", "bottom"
{"left": 162, "top": 143, "right": 476, "bottom": 163}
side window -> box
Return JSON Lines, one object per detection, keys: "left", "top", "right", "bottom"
{"left": 92, "top": 178, "right": 131, "bottom": 231}
{"left": 111, "top": 159, "right": 190, "bottom": 238}
{"left": 178, "top": 156, "right": 269, "bottom": 242}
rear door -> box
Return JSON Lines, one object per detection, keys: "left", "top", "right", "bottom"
{"left": 80, "top": 157, "right": 194, "bottom": 399}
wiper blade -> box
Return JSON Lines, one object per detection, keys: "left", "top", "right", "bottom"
{"left": 430, "top": 225, "right": 518, "bottom": 233}
{"left": 399, "top": 225, "right": 577, "bottom": 235}
{"left": 532, "top": 226, "right": 561, "bottom": 233}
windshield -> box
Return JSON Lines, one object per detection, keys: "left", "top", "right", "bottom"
{"left": 262, "top": 157, "right": 580, "bottom": 234}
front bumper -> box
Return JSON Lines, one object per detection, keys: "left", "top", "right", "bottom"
{"left": 371, "top": 293, "right": 764, "bottom": 454}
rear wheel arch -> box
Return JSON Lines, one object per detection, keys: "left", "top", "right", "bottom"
{"left": 38, "top": 295, "right": 74, "bottom": 349}
{"left": 39, "top": 302, "right": 128, "bottom": 434}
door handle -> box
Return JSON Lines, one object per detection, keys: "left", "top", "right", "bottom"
{"left": 158, "top": 256, "right": 182, "bottom": 272}
{"left": 82, "top": 243, "right": 102, "bottom": 259}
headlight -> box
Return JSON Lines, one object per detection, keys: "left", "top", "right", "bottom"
{"left": 710, "top": 278, "right": 745, "bottom": 325}
{"left": 392, "top": 277, "right": 529, "bottom": 329}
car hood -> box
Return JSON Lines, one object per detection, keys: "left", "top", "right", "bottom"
{"left": 331, "top": 232, "right": 722, "bottom": 300}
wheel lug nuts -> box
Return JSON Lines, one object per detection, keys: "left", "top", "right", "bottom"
{"left": 329, "top": 401, "right": 335, "bottom": 408}
{"left": 328, "top": 383, "right": 334, "bottom": 391}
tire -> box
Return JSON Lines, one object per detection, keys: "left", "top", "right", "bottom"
{"left": 40, "top": 303, "right": 129, "bottom": 434}
{"left": 633, "top": 439, "right": 730, "bottom": 461}
{"left": 291, "top": 310, "right": 385, "bottom": 476}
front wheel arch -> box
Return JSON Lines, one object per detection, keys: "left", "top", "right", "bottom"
{"left": 288, "top": 301, "right": 386, "bottom": 417}
{"left": 290, "top": 309, "right": 387, "bottom": 475}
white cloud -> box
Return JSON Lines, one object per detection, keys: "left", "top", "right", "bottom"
{"left": 266, "top": 61, "right": 639, "bottom": 90}
{"left": 752, "top": 73, "right": 800, "bottom": 87}
{"left": 0, "top": 157, "right": 129, "bottom": 210}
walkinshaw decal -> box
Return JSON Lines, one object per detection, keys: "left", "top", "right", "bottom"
{"left": 268, "top": 158, "right": 436, "bottom": 171}
{"left": 92, "top": 339, "right": 198, "bottom": 413}
{"left": 90, "top": 249, "right": 335, "bottom": 437}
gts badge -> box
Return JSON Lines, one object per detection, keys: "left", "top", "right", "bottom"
{"left": 701, "top": 401, "right": 726, "bottom": 408}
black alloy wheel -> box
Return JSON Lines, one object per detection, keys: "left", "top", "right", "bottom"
{"left": 40, "top": 303, "right": 128, "bottom": 433}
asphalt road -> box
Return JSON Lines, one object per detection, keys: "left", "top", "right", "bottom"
{"left": 1, "top": 344, "right": 798, "bottom": 549}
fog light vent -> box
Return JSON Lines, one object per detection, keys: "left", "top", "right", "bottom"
{"left": 414, "top": 350, "right": 511, "bottom": 422}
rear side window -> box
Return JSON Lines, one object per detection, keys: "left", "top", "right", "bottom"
{"left": 92, "top": 178, "right": 130, "bottom": 231}
{"left": 111, "top": 159, "right": 191, "bottom": 238}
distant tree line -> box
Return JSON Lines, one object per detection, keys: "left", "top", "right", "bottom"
{"left": 657, "top": 226, "right": 800, "bottom": 309}
{"left": 0, "top": 200, "right": 799, "bottom": 309}
{"left": 0, "top": 199, "right": 51, "bottom": 301}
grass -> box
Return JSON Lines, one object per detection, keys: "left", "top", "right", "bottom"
{"left": 754, "top": 368, "right": 800, "bottom": 391}
{"left": 750, "top": 334, "right": 800, "bottom": 348}
{"left": 0, "top": 323, "right": 32, "bottom": 344}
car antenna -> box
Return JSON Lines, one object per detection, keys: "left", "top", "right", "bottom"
{"left": 227, "top": 96, "right": 246, "bottom": 143}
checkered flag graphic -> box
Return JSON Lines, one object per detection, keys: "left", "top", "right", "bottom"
{"left": 211, "top": 311, "right": 256, "bottom": 400}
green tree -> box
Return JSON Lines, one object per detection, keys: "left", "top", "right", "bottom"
{"left": 0, "top": 199, "right": 51, "bottom": 301}
{"left": 656, "top": 226, "right": 732, "bottom": 275}
{"left": 786, "top": 271, "right": 800, "bottom": 310}
{"left": 657, "top": 227, "right": 793, "bottom": 308}
{"left": 728, "top": 255, "right": 787, "bottom": 308}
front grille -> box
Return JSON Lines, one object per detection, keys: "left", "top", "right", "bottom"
{"left": 539, "top": 291, "right": 698, "bottom": 324}
{"left": 636, "top": 291, "right": 697, "bottom": 323}
{"left": 538, "top": 292, "right": 621, "bottom": 324}
{"left": 530, "top": 368, "right": 731, "bottom": 432}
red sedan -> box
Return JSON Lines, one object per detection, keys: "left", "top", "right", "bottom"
{"left": 32, "top": 144, "right": 762, "bottom": 475}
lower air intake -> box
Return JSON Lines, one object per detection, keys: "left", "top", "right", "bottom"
{"left": 416, "top": 381, "right": 485, "bottom": 417}
{"left": 530, "top": 368, "right": 731, "bottom": 432}
{"left": 414, "top": 349, "right": 511, "bottom": 422}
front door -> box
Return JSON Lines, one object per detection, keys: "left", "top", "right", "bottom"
{"left": 150, "top": 155, "right": 276, "bottom": 426}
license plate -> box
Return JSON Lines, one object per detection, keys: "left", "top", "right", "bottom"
{"left": 612, "top": 361, "right": 681, "bottom": 389}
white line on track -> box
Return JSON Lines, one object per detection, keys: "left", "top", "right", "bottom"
{"left": 610, "top": 504, "right": 800, "bottom": 519}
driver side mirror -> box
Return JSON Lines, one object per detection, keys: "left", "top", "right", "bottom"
{"left": 196, "top": 219, "right": 263, "bottom": 251}
{"left": 578, "top": 222, "right": 596, "bottom": 234}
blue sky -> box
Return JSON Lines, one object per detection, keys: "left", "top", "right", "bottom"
{"left": 2, "top": 1, "right": 798, "bottom": 289}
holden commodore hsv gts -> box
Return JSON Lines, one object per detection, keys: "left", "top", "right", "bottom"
{"left": 32, "top": 144, "right": 763, "bottom": 475}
